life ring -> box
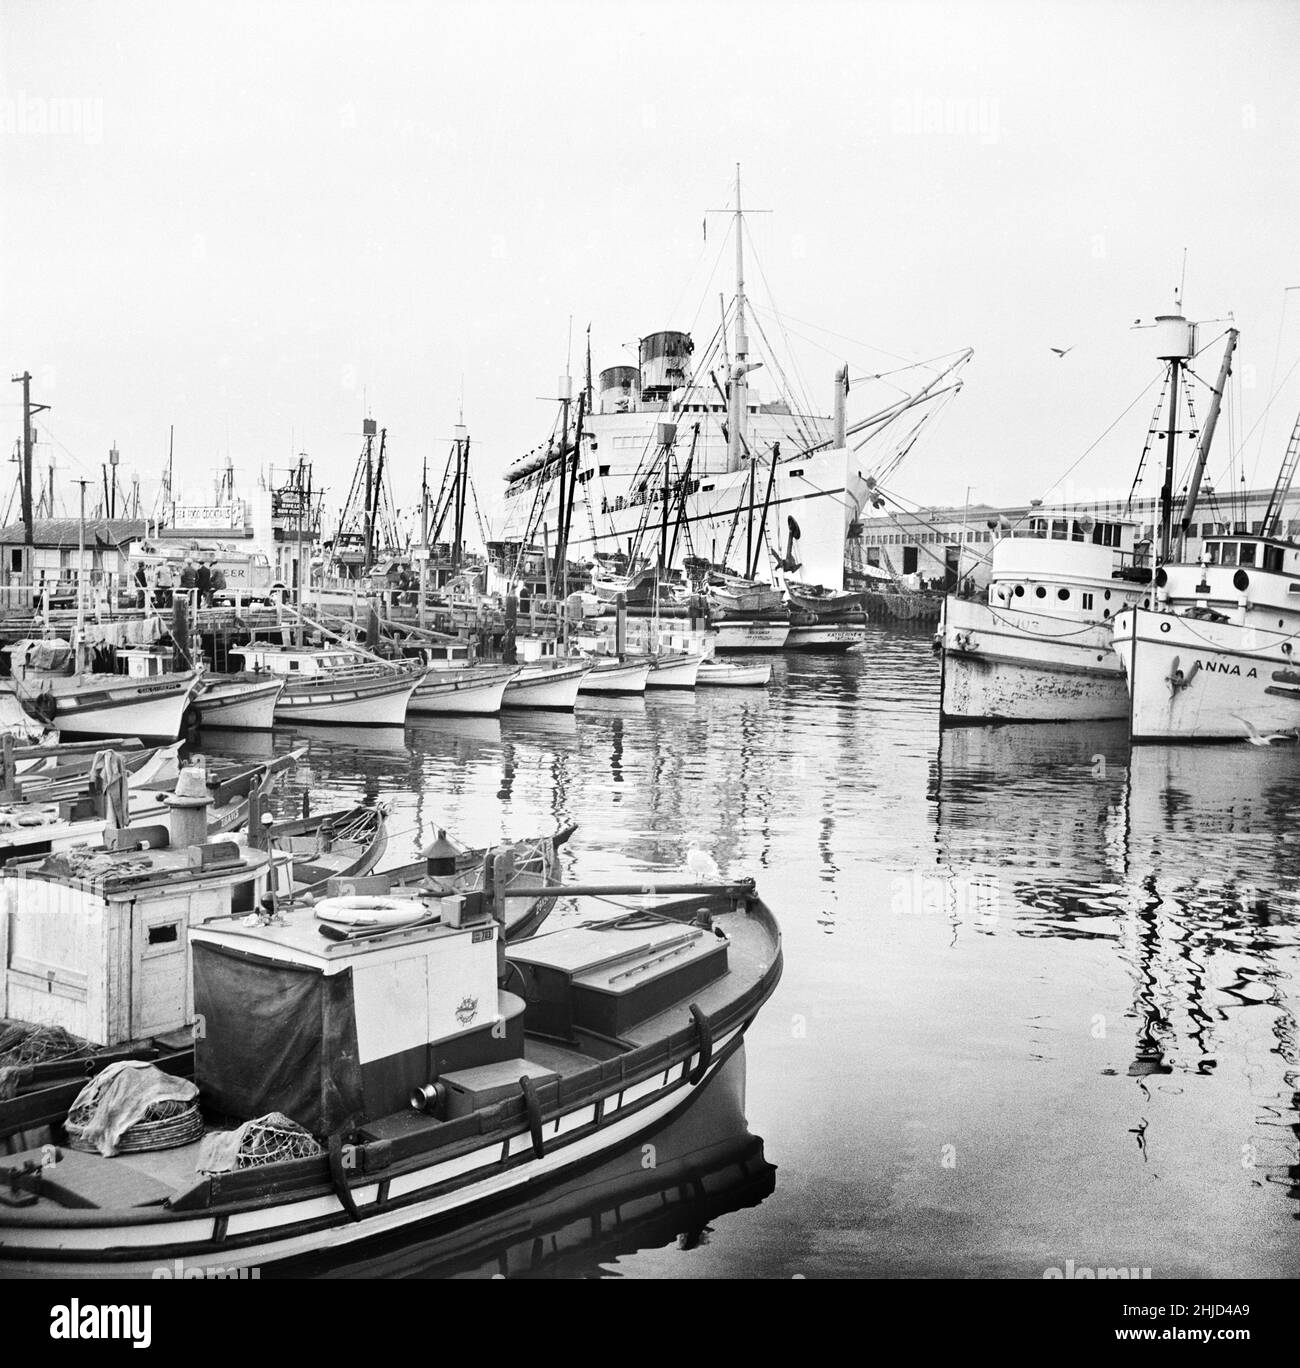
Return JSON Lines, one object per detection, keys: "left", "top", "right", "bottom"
{"left": 314, "top": 895, "right": 424, "bottom": 929}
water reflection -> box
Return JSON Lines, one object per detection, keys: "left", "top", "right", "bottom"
{"left": 931, "top": 719, "right": 1299, "bottom": 1265}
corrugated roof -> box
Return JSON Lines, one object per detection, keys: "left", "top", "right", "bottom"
{"left": 0, "top": 518, "right": 149, "bottom": 548}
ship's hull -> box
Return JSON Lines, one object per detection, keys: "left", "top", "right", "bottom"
{"left": 0, "top": 1023, "right": 750, "bottom": 1277}
{"left": 697, "top": 661, "right": 771, "bottom": 687}
{"left": 9, "top": 673, "right": 201, "bottom": 741}
{"left": 645, "top": 653, "right": 704, "bottom": 689}
{"left": 784, "top": 622, "right": 866, "bottom": 651}
{"left": 576, "top": 659, "right": 650, "bottom": 696}
{"left": 939, "top": 596, "right": 1127, "bottom": 724}
{"left": 1112, "top": 606, "right": 1300, "bottom": 742}
{"left": 502, "top": 662, "right": 590, "bottom": 711}
{"left": 712, "top": 620, "right": 791, "bottom": 652}
{"left": 275, "top": 672, "right": 419, "bottom": 726}
{"left": 408, "top": 665, "right": 519, "bottom": 716}
{"left": 193, "top": 678, "right": 285, "bottom": 730}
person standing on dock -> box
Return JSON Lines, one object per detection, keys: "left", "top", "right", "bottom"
{"left": 180, "top": 559, "right": 197, "bottom": 610}
{"left": 153, "top": 559, "right": 173, "bottom": 608}
{"left": 196, "top": 559, "right": 212, "bottom": 609}
{"left": 133, "top": 561, "right": 148, "bottom": 608}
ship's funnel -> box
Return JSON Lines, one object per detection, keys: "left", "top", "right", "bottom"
{"left": 598, "top": 365, "right": 639, "bottom": 414}
{"left": 639, "top": 331, "right": 693, "bottom": 401}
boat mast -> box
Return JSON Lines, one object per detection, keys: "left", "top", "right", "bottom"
{"left": 727, "top": 165, "right": 750, "bottom": 475}
{"left": 716, "top": 166, "right": 768, "bottom": 475}
{"left": 419, "top": 452, "right": 429, "bottom": 629}
{"left": 1155, "top": 301, "right": 1195, "bottom": 565}
{"left": 1179, "top": 328, "right": 1238, "bottom": 550}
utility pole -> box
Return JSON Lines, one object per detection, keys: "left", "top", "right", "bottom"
{"left": 75, "top": 478, "right": 90, "bottom": 656}
{"left": 11, "top": 372, "right": 50, "bottom": 587}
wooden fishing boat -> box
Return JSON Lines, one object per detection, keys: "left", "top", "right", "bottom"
{"left": 0, "top": 750, "right": 299, "bottom": 866}
{"left": 408, "top": 663, "right": 520, "bottom": 717}
{"left": 228, "top": 645, "right": 422, "bottom": 727}
{"left": 783, "top": 581, "right": 868, "bottom": 650}
{"left": 190, "top": 675, "right": 285, "bottom": 731}
{"left": 10, "top": 742, "right": 181, "bottom": 803}
{"left": 0, "top": 866, "right": 780, "bottom": 1275}
{"left": 502, "top": 660, "right": 591, "bottom": 711}
{"left": 575, "top": 656, "right": 651, "bottom": 696}
{"left": 645, "top": 651, "right": 705, "bottom": 689}
{"left": 697, "top": 660, "right": 772, "bottom": 687}
{"left": 269, "top": 804, "right": 389, "bottom": 896}
{"left": 0, "top": 638, "right": 201, "bottom": 742}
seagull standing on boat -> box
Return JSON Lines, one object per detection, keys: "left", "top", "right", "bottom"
{"left": 1231, "top": 714, "right": 1297, "bottom": 745}
{"left": 685, "top": 841, "right": 723, "bottom": 883}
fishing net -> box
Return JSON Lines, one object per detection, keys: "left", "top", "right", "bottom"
{"left": 64, "top": 1061, "right": 201, "bottom": 1156}
{"left": 0, "top": 1021, "right": 91, "bottom": 1069}
{"left": 196, "top": 1112, "right": 321, "bottom": 1174}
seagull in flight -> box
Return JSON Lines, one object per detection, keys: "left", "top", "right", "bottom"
{"left": 1050, "top": 346, "right": 1074, "bottom": 358}
{"left": 685, "top": 840, "right": 723, "bottom": 882}
{"left": 1232, "top": 714, "right": 1297, "bottom": 745}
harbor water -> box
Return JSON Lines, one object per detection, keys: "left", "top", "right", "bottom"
{"left": 203, "top": 626, "right": 1300, "bottom": 1279}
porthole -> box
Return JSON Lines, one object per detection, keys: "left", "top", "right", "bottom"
{"left": 1284, "top": 643, "right": 1293, "bottom": 655}
{"left": 1035, "top": 587, "right": 1047, "bottom": 599}
{"left": 1143, "top": 599, "right": 1150, "bottom": 608}
{"left": 1233, "top": 569, "right": 1250, "bottom": 591}
{"left": 1013, "top": 585, "right": 1025, "bottom": 597}
{"left": 1102, "top": 608, "right": 1110, "bottom": 618}
{"left": 1057, "top": 588, "right": 1070, "bottom": 601}
{"left": 1104, "top": 589, "right": 1112, "bottom": 600}
{"left": 1160, "top": 621, "right": 1171, "bottom": 633}
{"left": 1155, "top": 567, "right": 1168, "bottom": 588}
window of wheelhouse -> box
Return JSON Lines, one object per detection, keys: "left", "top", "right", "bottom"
{"left": 1264, "top": 545, "right": 1284, "bottom": 573}
{"left": 1238, "top": 542, "right": 1257, "bottom": 567}
{"left": 1219, "top": 542, "right": 1238, "bottom": 566}
{"left": 1051, "top": 519, "right": 1068, "bottom": 540}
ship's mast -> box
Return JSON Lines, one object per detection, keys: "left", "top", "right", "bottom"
{"left": 727, "top": 165, "right": 751, "bottom": 475}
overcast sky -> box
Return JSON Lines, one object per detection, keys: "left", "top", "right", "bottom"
{"left": 3, "top": 0, "right": 1299, "bottom": 536}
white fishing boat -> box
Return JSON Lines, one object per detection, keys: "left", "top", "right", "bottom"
{"left": 0, "top": 639, "right": 201, "bottom": 742}
{"left": 1113, "top": 409, "right": 1300, "bottom": 741}
{"left": 500, "top": 639, "right": 591, "bottom": 712}
{"left": 408, "top": 663, "right": 521, "bottom": 716}
{"left": 939, "top": 520, "right": 1152, "bottom": 723}
{"left": 575, "top": 656, "right": 651, "bottom": 696}
{"left": 938, "top": 314, "right": 1239, "bottom": 724}
{"left": 645, "top": 651, "right": 705, "bottom": 689}
{"left": 228, "top": 644, "right": 421, "bottom": 727}
{"left": 495, "top": 169, "right": 970, "bottom": 608}
{"left": 502, "top": 659, "right": 591, "bottom": 712}
{"left": 190, "top": 675, "right": 286, "bottom": 730}
{"left": 697, "top": 660, "right": 772, "bottom": 687}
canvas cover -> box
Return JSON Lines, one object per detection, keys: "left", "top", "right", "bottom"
{"left": 192, "top": 941, "right": 363, "bottom": 1137}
